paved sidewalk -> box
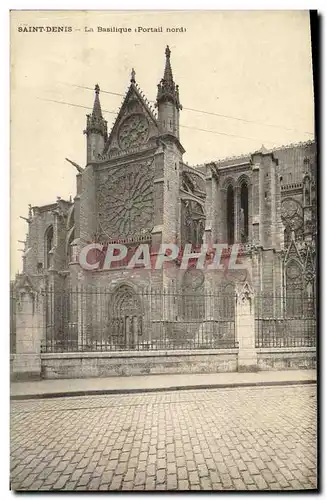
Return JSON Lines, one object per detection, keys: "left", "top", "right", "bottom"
{"left": 11, "top": 370, "right": 316, "bottom": 400}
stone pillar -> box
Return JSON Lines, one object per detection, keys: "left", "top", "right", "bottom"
{"left": 125, "top": 316, "right": 131, "bottom": 348}
{"left": 236, "top": 282, "right": 257, "bottom": 372}
{"left": 234, "top": 186, "right": 240, "bottom": 243}
{"left": 204, "top": 171, "right": 213, "bottom": 241}
{"left": 219, "top": 188, "right": 227, "bottom": 243}
{"left": 251, "top": 162, "right": 260, "bottom": 246}
{"left": 12, "top": 283, "right": 44, "bottom": 380}
{"left": 133, "top": 316, "right": 138, "bottom": 348}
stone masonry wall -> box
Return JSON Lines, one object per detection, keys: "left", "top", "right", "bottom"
{"left": 41, "top": 350, "right": 238, "bottom": 379}
{"left": 40, "top": 347, "right": 315, "bottom": 379}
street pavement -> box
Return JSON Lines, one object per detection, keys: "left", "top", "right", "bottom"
{"left": 10, "top": 369, "right": 316, "bottom": 399}
{"left": 10, "top": 384, "right": 317, "bottom": 491}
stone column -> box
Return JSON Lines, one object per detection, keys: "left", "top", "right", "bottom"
{"left": 251, "top": 162, "right": 260, "bottom": 246}
{"left": 234, "top": 186, "right": 240, "bottom": 243}
{"left": 133, "top": 316, "right": 139, "bottom": 348}
{"left": 219, "top": 188, "right": 227, "bottom": 243}
{"left": 125, "top": 316, "right": 130, "bottom": 349}
{"left": 12, "top": 283, "right": 44, "bottom": 380}
{"left": 236, "top": 282, "right": 257, "bottom": 372}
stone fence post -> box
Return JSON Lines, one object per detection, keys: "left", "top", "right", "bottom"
{"left": 12, "top": 281, "right": 44, "bottom": 380}
{"left": 236, "top": 281, "right": 257, "bottom": 371}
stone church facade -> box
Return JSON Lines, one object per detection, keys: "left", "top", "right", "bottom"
{"left": 12, "top": 46, "right": 316, "bottom": 376}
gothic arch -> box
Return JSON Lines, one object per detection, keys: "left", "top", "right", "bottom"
{"left": 285, "top": 258, "right": 304, "bottom": 317}
{"left": 236, "top": 173, "right": 251, "bottom": 188}
{"left": 110, "top": 284, "right": 141, "bottom": 316}
{"left": 107, "top": 284, "right": 143, "bottom": 348}
{"left": 221, "top": 176, "right": 236, "bottom": 191}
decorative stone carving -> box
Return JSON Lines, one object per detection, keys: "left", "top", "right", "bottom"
{"left": 182, "top": 268, "right": 205, "bottom": 291}
{"left": 182, "top": 199, "right": 205, "bottom": 247}
{"left": 98, "top": 158, "right": 154, "bottom": 239}
{"left": 118, "top": 114, "right": 149, "bottom": 150}
{"left": 281, "top": 198, "right": 303, "bottom": 231}
{"left": 236, "top": 281, "right": 254, "bottom": 304}
{"left": 286, "top": 261, "right": 302, "bottom": 280}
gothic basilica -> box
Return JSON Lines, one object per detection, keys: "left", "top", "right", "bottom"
{"left": 13, "top": 46, "right": 317, "bottom": 355}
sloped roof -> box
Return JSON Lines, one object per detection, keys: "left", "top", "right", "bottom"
{"left": 103, "top": 81, "right": 158, "bottom": 155}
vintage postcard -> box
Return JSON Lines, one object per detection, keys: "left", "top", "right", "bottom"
{"left": 10, "top": 10, "right": 317, "bottom": 492}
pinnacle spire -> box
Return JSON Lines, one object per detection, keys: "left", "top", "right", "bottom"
{"left": 84, "top": 83, "right": 107, "bottom": 138}
{"left": 130, "top": 68, "right": 136, "bottom": 83}
{"left": 163, "top": 45, "right": 173, "bottom": 82}
{"left": 156, "top": 45, "right": 182, "bottom": 110}
{"left": 92, "top": 83, "right": 103, "bottom": 119}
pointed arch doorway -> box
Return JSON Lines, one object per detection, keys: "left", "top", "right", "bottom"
{"left": 109, "top": 285, "right": 142, "bottom": 349}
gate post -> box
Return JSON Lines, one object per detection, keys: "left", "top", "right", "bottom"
{"left": 236, "top": 281, "right": 257, "bottom": 371}
{"left": 12, "top": 276, "right": 44, "bottom": 380}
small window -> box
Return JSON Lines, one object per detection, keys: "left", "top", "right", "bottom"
{"left": 45, "top": 225, "right": 54, "bottom": 269}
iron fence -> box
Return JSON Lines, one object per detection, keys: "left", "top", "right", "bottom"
{"left": 41, "top": 286, "right": 237, "bottom": 353}
{"left": 11, "top": 283, "right": 317, "bottom": 353}
{"left": 255, "top": 295, "right": 316, "bottom": 348}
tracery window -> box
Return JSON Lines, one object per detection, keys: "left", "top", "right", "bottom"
{"left": 285, "top": 260, "right": 303, "bottom": 317}
{"left": 240, "top": 182, "right": 249, "bottom": 243}
{"left": 281, "top": 198, "right": 303, "bottom": 246}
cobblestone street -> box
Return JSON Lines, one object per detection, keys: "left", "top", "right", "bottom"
{"left": 10, "top": 384, "right": 317, "bottom": 491}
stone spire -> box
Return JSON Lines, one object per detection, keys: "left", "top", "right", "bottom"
{"left": 163, "top": 45, "right": 173, "bottom": 82}
{"left": 84, "top": 84, "right": 108, "bottom": 138}
{"left": 156, "top": 45, "right": 182, "bottom": 110}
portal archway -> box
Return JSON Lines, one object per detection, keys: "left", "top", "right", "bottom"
{"left": 108, "top": 285, "right": 142, "bottom": 349}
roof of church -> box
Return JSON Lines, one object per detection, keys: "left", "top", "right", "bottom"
{"left": 103, "top": 72, "right": 158, "bottom": 155}
{"left": 194, "top": 139, "right": 316, "bottom": 183}
{"left": 209, "top": 139, "right": 315, "bottom": 166}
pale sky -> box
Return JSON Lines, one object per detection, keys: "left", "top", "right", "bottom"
{"left": 10, "top": 10, "right": 315, "bottom": 277}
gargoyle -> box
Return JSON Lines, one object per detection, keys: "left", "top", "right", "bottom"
{"left": 65, "top": 158, "right": 84, "bottom": 174}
